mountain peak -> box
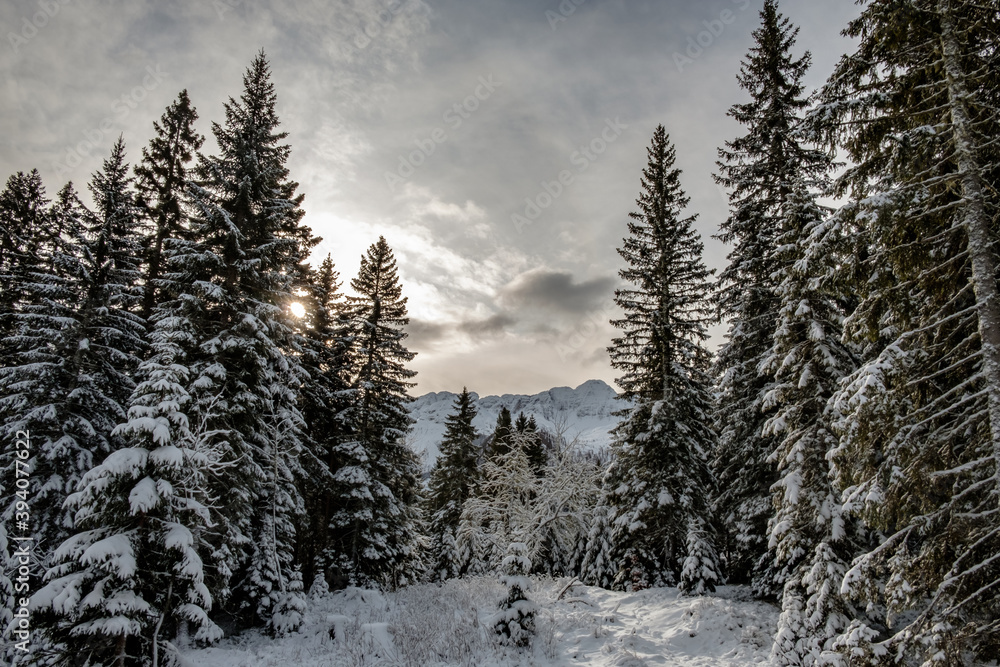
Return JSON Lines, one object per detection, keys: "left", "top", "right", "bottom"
{"left": 407, "top": 380, "right": 623, "bottom": 466}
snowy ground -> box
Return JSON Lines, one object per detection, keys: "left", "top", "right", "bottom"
{"left": 181, "top": 579, "right": 778, "bottom": 666}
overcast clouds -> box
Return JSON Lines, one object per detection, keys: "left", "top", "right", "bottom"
{"left": 0, "top": 0, "right": 860, "bottom": 395}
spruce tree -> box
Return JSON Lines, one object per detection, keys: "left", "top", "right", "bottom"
{"left": 295, "top": 255, "right": 352, "bottom": 593}
{"left": 515, "top": 412, "right": 546, "bottom": 475}
{"left": 76, "top": 137, "right": 147, "bottom": 387}
{"left": 816, "top": 1, "right": 1000, "bottom": 661}
{"left": 0, "top": 170, "right": 51, "bottom": 336}
{"left": 32, "top": 335, "right": 224, "bottom": 666}
{"left": 493, "top": 542, "right": 535, "bottom": 648}
{"left": 46, "top": 182, "right": 88, "bottom": 279}
{"left": 580, "top": 501, "right": 616, "bottom": 588}
{"left": 134, "top": 90, "right": 204, "bottom": 319}
{"left": 175, "top": 51, "right": 314, "bottom": 631}
{"left": 762, "top": 182, "right": 856, "bottom": 666}
{"left": 602, "top": 125, "right": 721, "bottom": 593}
{"left": 513, "top": 412, "right": 529, "bottom": 435}
{"left": 487, "top": 406, "right": 514, "bottom": 459}
{"left": 425, "top": 388, "right": 480, "bottom": 581}
{"left": 1, "top": 141, "right": 144, "bottom": 560}
{"left": 332, "top": 236, "right": 420, "bottom": 587}
{"left": 712, "top": 0, "right": 829, "bottom": 597}
{"left": 0, "top": 177, "right": 82, "bottom": 441}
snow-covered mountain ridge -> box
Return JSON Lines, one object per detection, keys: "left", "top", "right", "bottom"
{"left": 407, "top": 379, "right": 625, "bottom": 466}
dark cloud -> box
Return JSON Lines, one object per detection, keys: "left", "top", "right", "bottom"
{"left": 501, "top": 269, "right": 615, "bottom": 315}
{"left": 408, "top": 312, "right": 517, "bottom": 351}
{"left": 458, "top": 313, "right": 517, "bottom": 337}
{"left": 405, "top": 319, "right": 448, "bottom": 350}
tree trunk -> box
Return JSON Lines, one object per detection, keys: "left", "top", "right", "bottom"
{"left": 114, "top": 634, "right": 127, "bottom": 667}
{"left": 151, "top": 580, "right": 172, "bottom": 667}
{"left": 939, "top": 0, "right": 1000, "bottom": 476}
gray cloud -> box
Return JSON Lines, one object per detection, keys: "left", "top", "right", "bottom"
{"left": 405, "top": 318, "right": 448, "bottom": 351}
{"left": 0, "top": 0, "right": 863, "bottom": 394}
{"left": 501, "top": 269, "right": 615, "bottom": 315}
{"left": 459, "top": 313, "right": 517, "bottom": 337}
{"left": 408, "top": 312, "right": 517, "bottom": 350}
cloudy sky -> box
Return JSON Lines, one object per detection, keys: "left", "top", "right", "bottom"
{"left": 0, "top": 0, "right": 860, "bottom": 396}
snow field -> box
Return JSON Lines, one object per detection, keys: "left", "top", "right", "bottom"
{"left": 181, "top": 580, "right": 777, "bottom": 667}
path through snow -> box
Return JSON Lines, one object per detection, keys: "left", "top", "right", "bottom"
{"left": 182, "top": 580, "right": 777, "bottom": 666}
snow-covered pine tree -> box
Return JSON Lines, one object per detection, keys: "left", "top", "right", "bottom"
{"left": 492, "top": 542, "right": 535, "bottom": 649}
{"left": 815, "top": 1, "right": 1000, "bottom": 662}
{"left": 1, "top": 141, "right": 145, "bottom": 563}
{"left": 527, "top": 416, "right": 538, "bottom": 430}
{"left": 295, "top": 254, "right": 353, "bottom": 593}
{"left": 712, "top": 0, "right": 830, "bottom": 598}
{"left": 31, "top": 331, "right": 224, "bottom": 666}
{"left": 0, "top": 171, "right": 42, "bottom": 269}
{"left": 487, "top": 406, "right": 514, "bottom": 460}
{"left": 513, "top": 412, "right": 528, "bottom": 433}
{"left": 134, "top": 90, "right": 204, "bottom": 319}
{"left": 580, "top": 499, "right": 616, "bottom": 588}
{"left": 515, "top": 412, "right": 546, "bottom": 475}
{"left": 332, "top": 236, "right": 421, "bottom": 588}
{"left": 0, "top": 175, "right": 80, "bottom": 458}
{"left": 425, "top": 387, "right": 480, "bottom": 581}
{"left": 0, "top": 169, "right": 51, "bottom": 338}
{"left": 178, "top": 51, "right": 314, "bottom": 631}
{"left": 679, "top": 520, "right": 721, "bottom": 597}
{"left": 603, "top": 124, "right": 721, "bottom": 594}
{"left": 75, "top": 135, "right": 147, "bottom": 380}
{"left": 43, "top": 182, "right": 88, "bottom": 281}
{"left": 761, "top": 182, "right": 856, "bottom": 666}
